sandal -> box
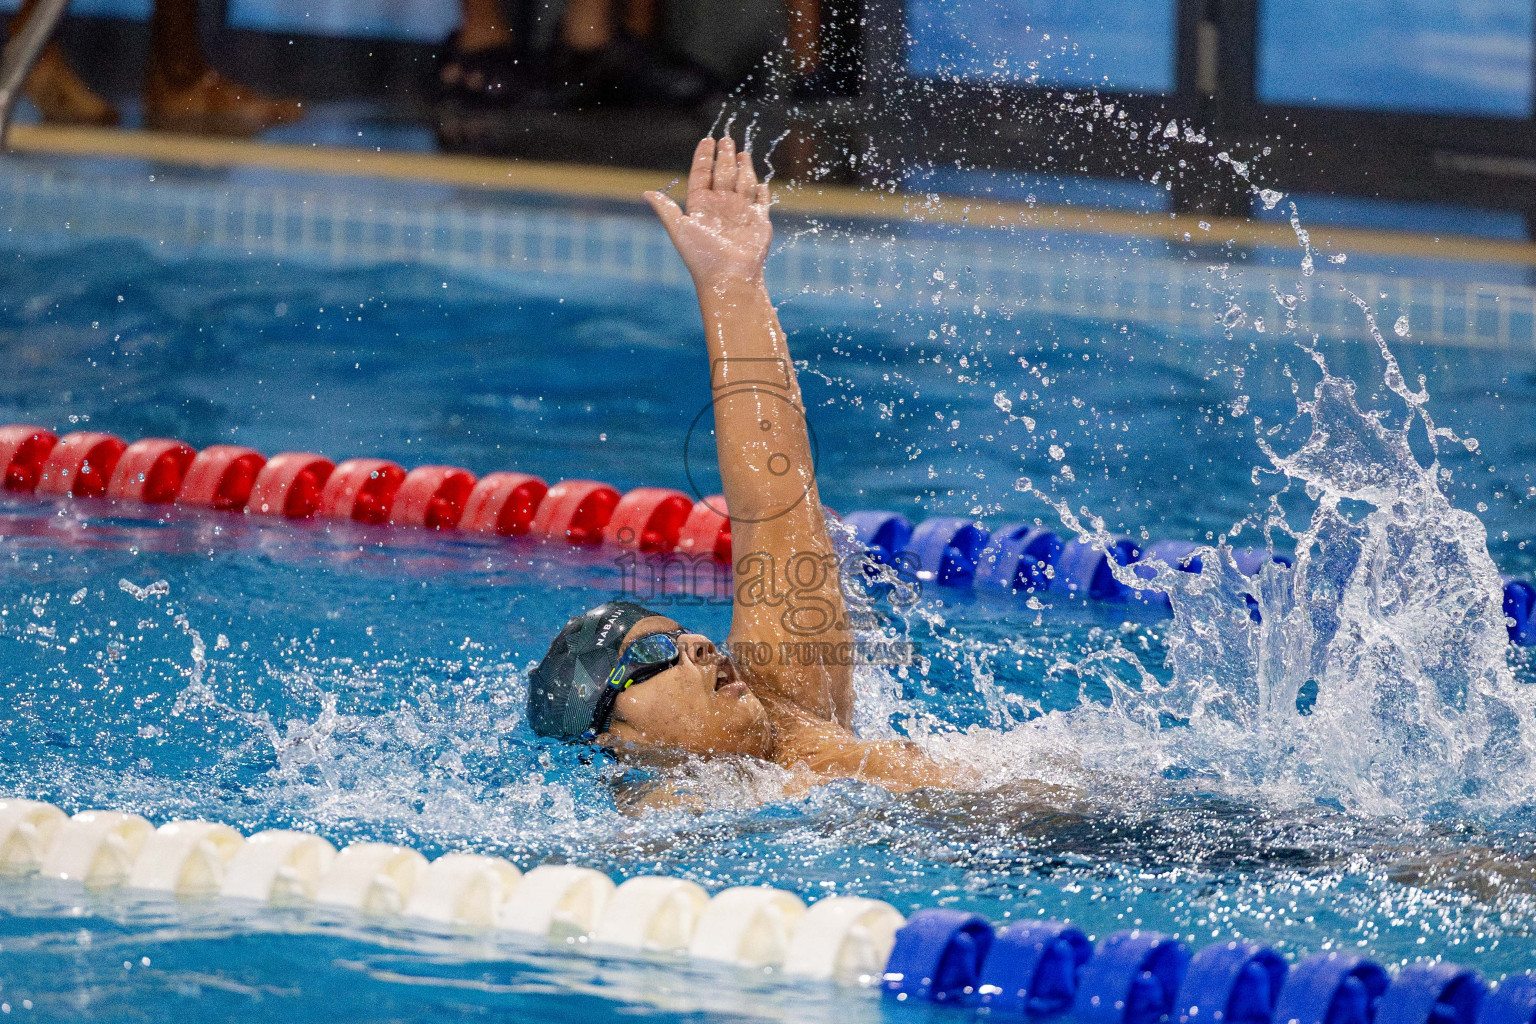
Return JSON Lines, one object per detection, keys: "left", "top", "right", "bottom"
{"left": 550, "top": 35, "right": 721, "bottom": 110}
{"left": 436, "top": 33, "right": 537, "bottom": 109}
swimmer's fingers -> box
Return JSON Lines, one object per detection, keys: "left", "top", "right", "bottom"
{"left": 714, "top": 134, "right": 737, "bottom": 193}
{"left": 687, "top": 137, "right": 715, "bottom": 203}
{"left": 644, "top": 190, "right": 685, "bottom": 236}
{"left": 734, "top": 151, "right": 757, "bottom": 200}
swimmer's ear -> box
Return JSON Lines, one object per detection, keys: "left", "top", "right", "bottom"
{"left": 644, "top": 190, "right": 685, "bottom": 237}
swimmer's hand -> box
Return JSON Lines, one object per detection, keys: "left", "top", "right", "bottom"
{"left": 645, "top": 135, "right": 771, "bottom": 287}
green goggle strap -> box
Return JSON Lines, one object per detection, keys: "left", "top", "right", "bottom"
{"left": 586, "top": 630, "right": 685, "bottom": 737}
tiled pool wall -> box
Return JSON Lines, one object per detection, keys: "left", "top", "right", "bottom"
{"left": 2, "top": 158, "right": 1533, "bottom": 353}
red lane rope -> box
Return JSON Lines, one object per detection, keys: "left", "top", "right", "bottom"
{"left": 0, "top": 425, "right": 733, "bottom": 561}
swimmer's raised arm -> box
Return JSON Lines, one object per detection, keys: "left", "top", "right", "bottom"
{"left": 529, "top": 151, "right": 955, "bottom": 794}
{"left": 645, "top": 136, "right": 855, "bottom": 728}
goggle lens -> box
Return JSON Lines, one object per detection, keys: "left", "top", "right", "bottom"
{"left": 589, "top": 630, "right": 689, "bottom": 737}
{"left": 623, "top": 632, "right": 680, "bottom": 668}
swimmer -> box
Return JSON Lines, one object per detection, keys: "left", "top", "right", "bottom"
{"left": 527, "top": 134, "right": 966, "bottom": 799}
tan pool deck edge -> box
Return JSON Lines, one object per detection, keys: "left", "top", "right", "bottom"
{"left": 8, "top": 122, "right": 1536, "bottom": 269}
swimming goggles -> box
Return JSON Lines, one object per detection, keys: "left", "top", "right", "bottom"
{"left": 585, "top": 629, "right": 686, "bottom": 739}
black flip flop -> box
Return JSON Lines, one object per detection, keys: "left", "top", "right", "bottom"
{"left": 435, "top": 32, "right": 531, "bottom": 109}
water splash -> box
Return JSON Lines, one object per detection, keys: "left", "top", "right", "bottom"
{"left": 1047, "top": 298, "right": 1536, "bottom": 818}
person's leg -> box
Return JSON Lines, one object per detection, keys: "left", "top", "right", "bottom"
{"left": 11, "top": 0, "right": 118, "bottom": 126}
{"left": 552, "top": 0, "right": 717, "bottom": 107}
{"left": 146, "top": 0, "right": 207, "bottom": 88}
{"left": 437, "top": 0, "right": 528, "bottom": 110}
{"left": 785, "top": 0, "right": 820, "bottom": 74}
{"left": 458, "top": 0, "right": 513, "bottom": 53}
{"left": 790, "top": 0, "right": 859, "bottom": 96}
{"left": 561, "top": 0, "right": 614, "bottom": 52}
{"left": 144, "top": 0, "right": 303, "bottom": 137}
{"left": 621, "top": 0, "right": 655, "bottom": 40}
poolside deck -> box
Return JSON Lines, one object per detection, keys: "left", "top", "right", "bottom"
{"left": 8, "top": 120, "right": 1536, "bottom": 270}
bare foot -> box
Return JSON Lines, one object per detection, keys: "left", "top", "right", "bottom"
{"left": 144, "top": 67, "right": 303, "bottom": 137}
{"left": 23, "top": 44, "right": 119, "bottom": 127}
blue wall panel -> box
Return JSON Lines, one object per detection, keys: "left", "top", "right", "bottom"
{"left": 225, "top": 0, "right": 458, "bottom": 41}
{"left": 1258, "top": 0, "right": 1534, "bottom": 118}
{"left": 906, "top": 0, "right": 1177, "bottom": 93}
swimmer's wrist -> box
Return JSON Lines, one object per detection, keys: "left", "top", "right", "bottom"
{"left": 695, "top": 270, "right": 768, "bottom": 309}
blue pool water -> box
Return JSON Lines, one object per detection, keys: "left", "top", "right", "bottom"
{"left": 0, "top": 167, "right": 1535, "bottom": 1020}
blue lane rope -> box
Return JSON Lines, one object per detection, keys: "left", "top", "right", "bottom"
{"left": 1273, "top": 953, "right": 1389, "bottom": 1024}
{"left": 1074, "top": 931, "right": 1191, "bottom": 1024}
{"left": 881, "top": 909, "right": 1524, "bottom": 1024}
{"left": 843, "top": 510, "right": 1536, "bottom": 647}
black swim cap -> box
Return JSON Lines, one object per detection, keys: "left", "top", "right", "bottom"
{"left": 527, "top": 601, "right": 661, "bottom": 740}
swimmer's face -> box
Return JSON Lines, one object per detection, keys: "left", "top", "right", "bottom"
{"left": 596, "top": 615, "right": 772, "bottom": 758}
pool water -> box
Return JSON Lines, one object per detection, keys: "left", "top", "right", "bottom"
{"left": 0, "top": 205, "right": 1534, "bottom": 1020}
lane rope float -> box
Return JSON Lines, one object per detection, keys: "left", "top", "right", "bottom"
{"left": 0, "top": 425, "right": 1530, "bottom": 646}
{"left": 7, "top": 795, "right": 1522, "bottom": 1015}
